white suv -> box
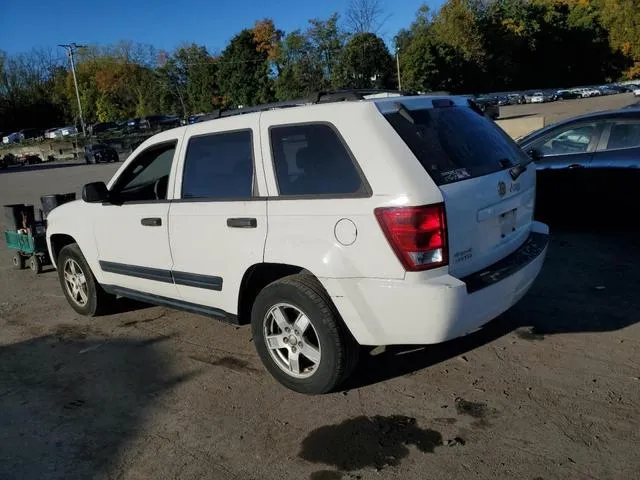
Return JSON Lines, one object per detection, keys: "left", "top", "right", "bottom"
{"left": 46, "top": 91, "right": 549, "bottom": 394}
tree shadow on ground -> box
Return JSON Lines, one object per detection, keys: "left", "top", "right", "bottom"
{"left": 343, "top": 224, "right": 640, "bottom": 391}
{"left": 0, "top": 331, "right": 193, "bottom": 479}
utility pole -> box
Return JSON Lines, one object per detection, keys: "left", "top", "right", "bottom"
{"left": 396, "top": 48, "right": 402, "bottom": 91}
{"left": 59, "top": 43, "right": 87, "bottom": 136}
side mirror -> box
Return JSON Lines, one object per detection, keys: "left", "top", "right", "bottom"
{"left": 528, "top": 148, "right": 543, "bottom": 162}
{"left": 82, "top": 182, "right": 109, "bottom": 203}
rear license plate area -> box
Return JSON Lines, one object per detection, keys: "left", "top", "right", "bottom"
{"left": 499, "top": 208, "right": 517, "bottom": 237}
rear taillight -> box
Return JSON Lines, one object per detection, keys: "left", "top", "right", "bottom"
{"left": 375, "top": 203, "right": 448, "bottom": 271}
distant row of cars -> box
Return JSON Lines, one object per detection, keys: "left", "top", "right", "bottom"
{"left": 476, "top": 83, "right": 640, "bottom": 107}
{"left": 2, "top": 115, "right": 182, "bottom": 145}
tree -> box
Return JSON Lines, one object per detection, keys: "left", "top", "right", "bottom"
{"left": 217, "top": 30, "right": 273, "bottom": 107}
{"left": 274, "top": 30, "right": 325, "bottom": 100}
{"left": 332, "top": 32, "right": 394, "bottom": 89}
{"left": 307, "top": 14, "right": 347, "bottom": 84}
{"left": 345, "top": 0, "right": 389, "bottom": 34}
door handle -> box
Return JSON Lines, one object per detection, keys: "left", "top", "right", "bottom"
{"left": 227, "top": 217, "right": 257, "bottom": 228}
{"left": 141, "top": 217, "right": 162, "bottom": 227}
{"left": 568, "top": 164, "right": 584, "bottom": 169}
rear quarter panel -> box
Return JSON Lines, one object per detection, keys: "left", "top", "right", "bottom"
{"left": 259, "top": 102, "right": 443, "bottom": 280}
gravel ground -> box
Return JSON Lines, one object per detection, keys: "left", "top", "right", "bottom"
{"left": 1, "top": 96, "right": 639, "bottom": 480}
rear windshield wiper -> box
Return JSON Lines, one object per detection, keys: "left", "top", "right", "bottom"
{"left": 392, "top": 102, "right": 416, "bottom": 124}
{"left": 509, "top": 157, "right": 534, "bottom": 180}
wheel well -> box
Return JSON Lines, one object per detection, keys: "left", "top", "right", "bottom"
{"left": 49, "top": 234, "right": 76, "bottom": 266}
{"left": 237, "top": 263, "right": 308, "bottom": 325}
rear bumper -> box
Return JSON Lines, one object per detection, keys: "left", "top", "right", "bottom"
{"left": 322, "top": 221, "right": 549, "bottom": 346}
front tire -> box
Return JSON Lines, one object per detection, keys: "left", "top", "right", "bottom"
{"left": 251, "top": 274, "right": 358, "bottom": 394}
{"left": 57, "top": 243, "right": 114, "bottom": 316}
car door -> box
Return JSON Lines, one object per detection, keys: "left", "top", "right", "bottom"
{"left": 591, "top": 117, "right": 640, "bottom": 212}
{"left": 528, "top": 121, "right": 603, "bottom": 212}
{"left": 168, "top": 115, "right": 267, "bottom": 316}
{"left": 94, "top": 131, "right": 184, "bottom": 298}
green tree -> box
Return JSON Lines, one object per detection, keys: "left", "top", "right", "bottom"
{"left": 332, "top": 32, "right": 394, "bottom": 89}
{"left": 217, "top": 30, "right": 273, "bottom": 107}
{"left": 307, "top": 14, "right": 347, "bottom": 84}
{"left": 274, "top": 30, "right": 325, "bottom": 100}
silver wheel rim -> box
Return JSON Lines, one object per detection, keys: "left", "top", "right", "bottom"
{"left": 263, "top": 303, "right": 321, "bottom": 379}
{"left": 63, "top": 259, "right": 89, "bottom": 307}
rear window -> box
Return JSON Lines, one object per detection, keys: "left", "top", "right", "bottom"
{"left": 384, "top": 105, "right": 527, "bottom": 185}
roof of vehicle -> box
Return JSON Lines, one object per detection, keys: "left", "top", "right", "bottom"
{"left": 193, "top": 90, "right": 471, "bottom": 128}
{"left": 517, "top": 108, "right": 640, "bottom": 145}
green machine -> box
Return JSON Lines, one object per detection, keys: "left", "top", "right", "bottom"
{"left": 3, "top": 193, "right": 76, "bottom": 274}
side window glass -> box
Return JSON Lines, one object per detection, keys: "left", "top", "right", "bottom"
{"left": 113, "top": 141, "right": 176, "bottom": 202}
{"left": 270, "top": 123, "right": 363, "bottom": 196}
{"left": 534, "top": 124, "right": 596, "bottom": 157}
{"left": 606, "top": 122, "right": 640, "bottom": 150}
{"left": 182, "top": 130, "right": 253, "bottom": 199}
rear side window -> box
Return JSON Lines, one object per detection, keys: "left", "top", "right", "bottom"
{"left": 182, "top": 130, "right": 253, "bottom": 199}
{"left": 606, "top": 121, "right": 640, "bottom": 150}
{"left": 384, "top": 106, "right": 527, "bottom": 185}
{"left": 270, "top": 123, "right": 363, "bottom": 196}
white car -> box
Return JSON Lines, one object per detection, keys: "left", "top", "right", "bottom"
{"left": 46, "top": 92, "right": 549, "bottom": 394}
{"left": 633, "top": 88, "right": 640, "bottom": 97}
{"left": 44, "top": 128, "right": 63, "bottom": 139}
{"left": 530, "top": 92, "right": 544, "bottom": 103}
{"left": 60, "top": 126, "right": 78, "bottom": 137}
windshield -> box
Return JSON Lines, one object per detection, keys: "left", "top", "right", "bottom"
{"left": 384, "top": 105, "right": 527, "bottom": 185}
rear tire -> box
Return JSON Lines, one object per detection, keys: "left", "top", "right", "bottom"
{"left": 251, "top": 274, "right": 358, "bottom": 394}
{"left": 12, "top": 253, "right": 25, "bottom": 270}
{"left": 57, "top": 243, "right": 115, "bottom": 316}
{"left": 29, "top": 255, "right": 42, "bottom": 274}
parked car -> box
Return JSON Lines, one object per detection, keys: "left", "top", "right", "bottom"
{"left": 507, "top": 93, "right": 526, "bottom": 104}
{"left": 60, "top": 126, "right": 79, "bottom": 137}
{"left": 90, "top": 122, "right": 120, "bottom": 135}
{"left": 84, "top": 144, "right": 119, "bottom": 163}
{"left": 139, "top": 115, "right": 182, "bottom": 130}
{"left": 530, "top": 92, "right": 545, "bottom": 103}
{"left": 2, "top": 132, "right": 21, "bottom": 144}
{"left": 45, "top": 127, "right": 67, "bottom": 139}
{"left": 186, "top": 113, "right": 207, "bottom": 124}
{"left": 634, "top": 87, "right": 640, "bottom": 97}
{"left": 20, "top": 128, "right": 43, "bottom": 141}
{"left": 517, "top": 108, "right": 640, "bottom": 219}
{"left": 46, "top": 90, "right": 548, "bottom": 394}
{"left": 555, "top": 89, "right": 580, "bottom": 100}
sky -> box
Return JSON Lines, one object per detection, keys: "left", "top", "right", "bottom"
{"left": 1, "top": 0, "right": 442, "bottom": 56}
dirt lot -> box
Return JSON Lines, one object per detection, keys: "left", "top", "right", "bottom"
{"left": 1, "top": 96, "right": 639, "bottom": 480}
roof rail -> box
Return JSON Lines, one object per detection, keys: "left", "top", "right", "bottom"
{"left": 195, "top": 89, "right": 419, "bottom": 123}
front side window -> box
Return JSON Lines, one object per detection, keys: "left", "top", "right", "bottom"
{"left": 270, "top": 123, "right": 363, "bottom": 196}
{"left": 605, "top": 121, "right": 640, "bottom": 150}
{"left": 112, "top": 141, "right": 177, "bottom": 202}
{"left": 533, "top": 123, "right": 598, "bottom": 157}
{"left": 182, "top": 130, "right": 254, "bottom": 200}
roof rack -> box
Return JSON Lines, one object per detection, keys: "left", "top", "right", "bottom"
{"left": 196, "top": 89, "right": 419, "bottom": 123}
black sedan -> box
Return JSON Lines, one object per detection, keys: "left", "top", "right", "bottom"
{"left": 517, "top": 108, "right": 640, "bottom": 221}
{"left": 84, "top": 144, "right": 119, "bottom": 164}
